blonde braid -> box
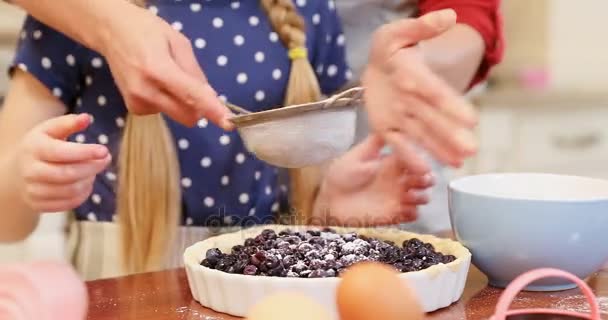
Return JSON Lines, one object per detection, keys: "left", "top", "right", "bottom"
{"left": 260, "top": 0, "right": 323, "bottom": 223}
{"left": 260, "top": 0, "right": 322, "bottom": 105}
{"left": 117, "top": 0, "right": 181, "bottom": 274}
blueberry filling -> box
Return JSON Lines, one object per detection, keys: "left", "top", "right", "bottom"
{"left": 200, "top": 228, "right": 456, "bottom": 277}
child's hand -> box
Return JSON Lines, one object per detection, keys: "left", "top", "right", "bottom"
{"left": 362, "top": 9, "right": 478, "bottom": 173}
{"left": 14, "top": 114, "right": 110, "bottom": 213}
{"left": 315, "top": 134, "right": 434, "bottom": 227}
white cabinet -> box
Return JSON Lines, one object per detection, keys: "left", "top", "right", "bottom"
{"left": 0, "top": 2, "right": 25, "bottom": 95}
{"left": 464, "top": 90, "right": 608, "bottom": 180}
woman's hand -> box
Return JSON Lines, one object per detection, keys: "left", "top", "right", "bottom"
{"left": 11, "top": 0, "right": 233, "bottom": 129}
{"left": 362, "top": 9, "right": 478, "bottom": 173}
{"left": 314, "top": 134, "right": 434, "bottom": 227}
{"left": 98, "top": 4, "right": 233, "bottom": 129}
{"left": 12, "top": 114, "right": 110, "bottom": 213}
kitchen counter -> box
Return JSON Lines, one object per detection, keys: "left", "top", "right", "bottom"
{"left": 86, "top": 266, "right": 608, "bottom": 319}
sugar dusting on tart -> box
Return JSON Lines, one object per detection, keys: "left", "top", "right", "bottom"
{"left": 184, "top": 225, "right": 472, "bottom": 316}
{"left": 199, "top": 228, "right": 457, "bottom": 278}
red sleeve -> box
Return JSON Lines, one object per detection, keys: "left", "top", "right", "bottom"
{"left": 418, "top": 0, "right": 505, "bottom": 87}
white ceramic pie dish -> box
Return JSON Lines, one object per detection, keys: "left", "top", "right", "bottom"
{"left": 184, "top": 225, "right": 471, "bottom": 318}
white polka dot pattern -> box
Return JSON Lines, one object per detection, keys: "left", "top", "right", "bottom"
{"left": 204, "top": 197, "right": 215, "bottom": 207}
{"left": 41, "top": 57, "right": 52, "bottom": 69}
{"left": 213, "top": 18, "right": 223, "bottom": 28}
{"left": 255, "top": 90, "right": 265, "bottom": 101}
{"left": 254, "top": 51, "right": 265, "bottom": 63}
{"left": 219, "top": 135, "right": 231, "bottom": 145}
{"left": 190, "top": 3, "right": 201, "bottom": 12}
{"left": 272, "top": 69, "right": 282, "bottom": 80}
{"left": 327, "top": 64, "right": 338, "bottom": 77}
{"left": 234, "top": 35, "right": 245, "bottom": 46}
{"left": 198, "top": 118, "right": 208, "bottom": 128}
{"left": 200, "top": 157, "right": 212, "bottom": 168}
{"left": 87, "top": 212, "right": 97, "bottom": 222}
{"left": 52, "top": 87, "right": 62, "bottom": 97}
{"left": 336, "top": 34, "right": 345, "bottom": 46}
{"left": 249, "top": 16, "right": 259, "bottom": 26}
{"left": 181, "top": 177, "right": 192, "bottom": 188}
{"left": 66, "top": 54, "right": 76, "bottom": 66}
{"left": 98, "top": 134, "right": 108, "bottom": 144}
{"left": 97, "top": 95, "right": 107, "bottom": 106}
{"left": 105, "top": 172, "right": 117, "bottom": 181}
{"left": 194, "top": 38, "right": 206, "bottom": 49}
{"left": 91, "top": 57, "right": 103, "bottom": 68}
{"left": 178, "top": 138, "right": 190, "bottom": 150}
{"left": 269, "top": 32, "right": 279, "bottom": 42}
{"left": 236, "top": 73, "right": 248, "bottom": 84}
{"left": 13, "top": 2, "right": 349, "bottom": 225}
{"left": 217, "top": 55, "right": 228, "bottom": 66}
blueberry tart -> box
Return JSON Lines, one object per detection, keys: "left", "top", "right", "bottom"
{"left": 184, "top": 225, "right": 471, "bottom": 318}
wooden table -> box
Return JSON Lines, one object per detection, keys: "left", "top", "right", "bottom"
{"left": 86, "top": 267, "right": 608, "bottom": 319}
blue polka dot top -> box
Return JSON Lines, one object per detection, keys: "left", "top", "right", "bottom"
{"left": 10, "top": 0, "right": 350, "bottom": 226}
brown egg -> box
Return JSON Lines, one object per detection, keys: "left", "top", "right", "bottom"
{"left": 246, "top": 292, "right": 332, "bottom": 320}
{"left": 337, "top": 262, "right": 424, "bottom": 320}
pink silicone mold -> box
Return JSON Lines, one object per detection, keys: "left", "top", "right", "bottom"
{"left": 492, "top": 268, "right": 600, "bottom": 320}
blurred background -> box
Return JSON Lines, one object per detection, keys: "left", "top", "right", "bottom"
{"left": 0, "top": 1, "right": 607, "bottom": 263}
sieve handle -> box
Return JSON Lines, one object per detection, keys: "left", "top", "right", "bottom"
{"left": 225, "top": 102, "right": 252, "bottom": 115}
{"left": 323, "top": 86, "right": 364, "bottom": 108}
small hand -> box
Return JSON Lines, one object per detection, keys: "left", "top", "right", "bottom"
{"left": 13, "top": 114, "right": 111, "bottom": 213}
{"left": 317, "top": 134, "right": 434, "bottom": 227}
{"left": 363, "top": 9, "right": 478, "bottom": 173}
{"left": 100, "top": 5, "right": 233, "bottom": 129}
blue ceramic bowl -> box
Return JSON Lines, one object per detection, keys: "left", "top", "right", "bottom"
{"left": 449, "top": 173, "right": 608, "bottom": 291}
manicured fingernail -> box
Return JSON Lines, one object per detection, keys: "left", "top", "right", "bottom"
{"left": 455, "top": 130, "right": 477, "bottom": 154}
{"left": 184, "top": 92, "right": 196, "bottom": 106}
{"left": 78, "top": 113, "right": 92, "bottom": 125}
{"left": 221, "top": 118, "right": 235, "bottom": 131}
{"left": 408, "top": 190, "right": 428, "bottom": 202}
{"left": 423, "top": 173, "right": 435, "bottom": 185}
{"left": 93, "top": 146, "right": 108, "bottom": 158}
{"left": 436, "top": 9, "right": 457, "bottom": 29}
{"left": 420, "top": 9, "right": 456, "bottom": 30}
